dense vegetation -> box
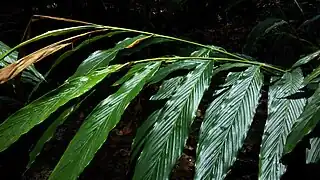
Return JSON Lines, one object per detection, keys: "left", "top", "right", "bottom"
{"left": 0, "top": 1, "right": 320, "bottom": 180}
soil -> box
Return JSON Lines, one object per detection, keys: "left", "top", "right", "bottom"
{"left": 1, "top": 0, "right": 320, "bottom": 180}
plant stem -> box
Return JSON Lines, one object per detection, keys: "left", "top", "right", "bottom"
{"left": 128, "top": 57, "right": 287, "bottom": 73}
{"left": 32, "top": 15, "right": 248, "bottom": 61}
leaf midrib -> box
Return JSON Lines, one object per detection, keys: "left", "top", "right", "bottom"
{"left": 208, "top": 67, "right": 260, "bottom": 178}
{"left": 148, "top": 62, "right": 210, "bottom": 176}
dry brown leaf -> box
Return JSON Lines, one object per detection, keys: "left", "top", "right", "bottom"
{"left": 0, "top": 43, "right": 70, "bottom": 84}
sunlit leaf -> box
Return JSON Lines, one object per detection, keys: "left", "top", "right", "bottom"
{"left": 133, "top": 61, "right": 214, "bottom": 180}
{"left": 292, "top": 50, "right": 320, "bottom": 68}
{"left": 148, "top": 60, "right": 198, "bottom": 85}
{"left": 0, "top": 64, "right": 124, "bottom": 152}
{"left": 259, "top": 68, "right": 306, "bottom": 180}
{"left": 196, "top": 66, "right": 263, "bottom": 180}
{"left": 28, "top": 31, "right": 125, "bottom": 100}
{"left": 48, "top": 62, "right": 160, "bottom": 180}
{"left": 148, "top": 47, "right": 215, "bottom": 85}
{"left": 150, "top": 76, "right": 184, "bottom": 100}
{"left": 303, "top": 64, "right": 320, "bottom": 85}
{"left": 284, "top": 85, "right": 320, "bottom": 154}
{"left": 113, "top": 63, "right": 149, "bottom": 86}
{"left": 306, "top": 138, "right": 320, "bottom": 164}
{"left": 72, "top": 35, "right": 151, "bottom": 78}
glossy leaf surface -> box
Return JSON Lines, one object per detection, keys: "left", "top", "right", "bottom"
{"left": 134, "top": 61, "right": 214, "bottom": 180}
{"left": 48, "top": 62, "right": 160, "bottom": 180}
{"left": 284, "top": 85, "right": 320, "bottom": 154}
{"left": 196, "top": 66, "right": 263, "bottom": 180}
{"left": 259, "top": 69, "right": 306, "bottom": 180}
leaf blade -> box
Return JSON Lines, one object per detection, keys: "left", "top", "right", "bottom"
{"left": 292, "top": 50, "right": 320, "bottom": 68}
{"left": 306, "top": 138, "right": 320, "bottom": 164}
{"left": 0, "top": 64, "right": 124, "bottom": 152}
{"left": 150, "top": 76, "right": 184, "bottom": 100}
{"left": 48, "top": 62, "right": 160, "bottom": 180}
{"left": 0, "top": 41, "right": 44, "bottom": 84}
{"left": 259, "top": 68, "right": 306, "bottom": 180}
{"left": 133, "top": 61, "right": 214, "bottom": 180}
{"left": 27, "top": 98, "right": 85, "bottom": 169}
{"left": 284, "top": 84, "right": 320, "bottom": 154}
{"left": 196, "top": 66, "right": 263, "bottom": 179}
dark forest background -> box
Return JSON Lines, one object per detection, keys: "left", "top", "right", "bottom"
{"left": 0, "top": 0, "right": 320, "bottom": 180}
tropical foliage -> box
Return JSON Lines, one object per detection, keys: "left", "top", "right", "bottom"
{"left": 0, "top": 15, "right": 320, "bottom": 180}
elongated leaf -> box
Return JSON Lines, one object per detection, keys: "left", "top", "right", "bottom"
{"left": 148, "top": 47, "right": 214, "bottom": 85}
{"left": 0, "top": 41, "right": 44, "bottom": 84}
{"left": 292, "top": 50, "right": 320, "bottom": 68}
{"left": 133, "top": 61, "right": 214, "bottom": 180}
{"left": 303, "top": 64, "right": 320, "bottom": 85}
{"left": 0, "top": 64, "right": 124, "bottom": 152}
{"left": 0, "top": 25, "right": 97, "bottom": 63}
{"left": 259, "top": 68, "right": 306, "bottom": 180}
{"left": 72, "top": 35, "right": 151, "bottom": 78}
{"left": 284, "top": 85, "right": 320, "bottom": 154}
{"left": 131, "top": 109, "right": 161, "bottom": 160}
{"left": 49, "top": 31, "right": 125, "bottom": 73}
{"left": 306, "top": 138, "right": 320, "bottom": 164}
{"left": 48, "top": 62, "right": 160, "bottom": 180}
{"left": 196, "top": 66, "right": 263, "bottom": 180}
{"left": 113, "top": 63, "right": 149, "bottom": 86}
{"left": 148, "top": 60, "right": 198, "bottom": 84}
{"left": 150, "top": 76, "right": 184, "bottom": 100}
{"left": 212, "top": 63, "right": 251, "bottom": 76}
{"left": 0, "top": 43, "right": 70, "bottom": 84}
{"left": 28, "top": 31, "right": 125, "bottom": 100}
{"left": 27, "top": 98, "right": 85, "bottom": 169}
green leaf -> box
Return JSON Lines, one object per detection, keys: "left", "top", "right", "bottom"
{"left": 212, "top": 63, "right": 251, "bottom": 76}
{"left": 131, "top": 109, "right": 161, "bottom": 160}
{"left": 27, "top": 98, "right": 85, "bottom": 169}
{"left": 113, "top": 63, "right": 149, "bottom": 86}
{"left": 72, "top": 35, "right": 150, "bottom": 78}
{"left": 148, "top": 60, "right": 198, "bottom": 84}
{"left": 0, "top": 64, "right": 124, "bottom": 152}
{"left": 0, "top": 41, "right": 44, "bottom": 84}
{"left": 49, "top": 31, "right": 125, "bottom": 73}
{"left": 196, "top": 66, "right": 263, "bottom": 180}
{"left": 133, "top": 61, "right": 214, "bottom": 180}
{"left": 284, "top": 84, "right": 320, "bottom": 154}
{"left": 303, "top": 64, "right": 320, "bottom": 85}
{"left": 0, "top": 25, "right": 97, "bottom": 63}
{"left": 48, "top": 62, "right": 160, "bottom": 180}
{"left": 292, "top": 50, "right": 320, "bottom": 68}
{"left": 259, "top": 68, "right": 306, "bottom": 180}
{"left": 306, "top": 138, "right": 320, "bottom": 164}
{"left": 28, "top": 31, "right": 125, "bottom": 100}
{"left": 148, "top": 47, "right": 216, "bottom": 85}
{"left": 150, "top": 76, "right": 184, "bottom": 100}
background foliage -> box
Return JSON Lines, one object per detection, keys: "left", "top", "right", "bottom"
{"left": 0, "top": 0, "right": 320, "bottom": 180}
